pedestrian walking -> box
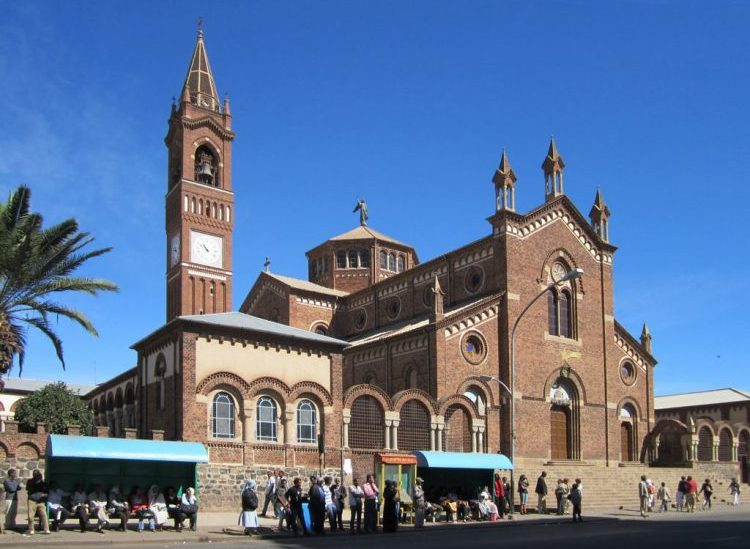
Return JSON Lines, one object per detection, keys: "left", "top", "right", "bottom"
{"left": 569, "top": 482, "right": 582, "bottom": 523}
{"left": 518, "top": 475, "right": 530, "bottom": 515}
{"left": 675, "top": 476, "right": 686, "bottom": 511}
{"left": 261, "top": 471, "right": 277, "bottom": 518}
{"left": 646, "top": 479, "right": 656, "bottom": 512}
{"left": 638, "top": 475, "right": 649, "bottom": 518}
{"left": 699, "top": 479, "right": 713, "bottom": 511}
{"left": 413, "top": 477, "right": 425, "bottom": 528}
{"left": 729, "top": 478, "right": 741, "bottom": 506}
{"left": 535, "top": 471, "right": 548, "bottom": 514}
{"left": 657, "top": 482, "right": 671, "bottom": 512}
{"left": 685, "top": 476, "right": 698, "bottom": 512}
{"left": 276, "top": 478, "right": 290, "bottom": 531}
{"left": 239, "top": 480, "right": 260, "bottom": 536}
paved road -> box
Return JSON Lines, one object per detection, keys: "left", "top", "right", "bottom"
{"left": 3, "top": 507, "right": 748, "bottom": 548}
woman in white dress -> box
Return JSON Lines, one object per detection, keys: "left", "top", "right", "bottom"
{"left": 239, "top": 480, "right": 260, "bottom": 535}
{"left": 147, "top": 485, "right": 169, "bottom": 529}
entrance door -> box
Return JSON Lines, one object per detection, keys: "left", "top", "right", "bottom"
{"left": 620, "top": 422, "right": 633, "bottom": 461}
{"left": 550, "top": 405, "right": 570, "bottom": 460}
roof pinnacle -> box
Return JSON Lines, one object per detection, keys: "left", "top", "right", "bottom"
{"left": 181, "top": 20, "right": 220, "bottom": 112}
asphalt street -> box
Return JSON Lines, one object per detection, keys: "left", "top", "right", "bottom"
{"left": 2, "top": 507, "right": 748, "bottom": 549}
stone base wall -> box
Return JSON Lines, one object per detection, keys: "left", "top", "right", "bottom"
{"left": 197, "top": 463, "right": 342, "bottom": 512}
{"left": 513, "top": 458, "right": 741, "bottom": 509}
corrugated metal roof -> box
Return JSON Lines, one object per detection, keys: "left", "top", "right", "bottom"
{"left": 2, "top": 378, "right": 97, "bottom": 395}
{"left": 654, "top": 388, "right": 750, "bottom": 410}
{"left": 47, "top": 434, "right": 208, "bottom": 463}
{"left": 178, "top": 311, "right": 349, "bottom": 346}
{"left": 266, "top": 272, "right": 348, "bottom": 297}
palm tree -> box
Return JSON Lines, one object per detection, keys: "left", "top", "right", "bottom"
{"left": 0, "top": 185, "right": 118, "bottom": 382}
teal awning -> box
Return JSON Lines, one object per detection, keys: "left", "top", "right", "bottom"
{"left": 47, "top": 434, "right": 208, "bottom": 463}
{"left": 413, "top": 451, "right": 513, "bottom": 470}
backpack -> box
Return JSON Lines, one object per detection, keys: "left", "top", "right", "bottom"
{"left": 242, "top": 489, "right": 258, "bottom": 511}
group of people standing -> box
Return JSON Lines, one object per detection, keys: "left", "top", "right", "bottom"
{"left": 0, "top": 468, "right": 198, "bottom": 535}
{"left": 524, "top": 471, "right": 583, "bottom": 522}
{"left": 638, "top": 475, "right": 741, "bottom": 516}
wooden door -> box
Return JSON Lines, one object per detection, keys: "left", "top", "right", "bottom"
{"left": 550, "top": 405, "right": 570, "bottom": 460}
{"left": 620, "top": 422, "right": 633, "bottom": 461}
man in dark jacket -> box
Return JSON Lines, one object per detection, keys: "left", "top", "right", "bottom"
{"left": 285, "top": 478, "right": 306, "bottom": 536}
{"left": 535, "top": 471, "right": 548, "bottom": 514}
{"left": 308, "top": 476, "right": 326, "bottom": 535}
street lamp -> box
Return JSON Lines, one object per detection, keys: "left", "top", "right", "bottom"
{"left": 480, "top": 267, "right": 583, "bottom": 516}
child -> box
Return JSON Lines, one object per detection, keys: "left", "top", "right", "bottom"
{"left": 657, "top": 482, "right": 671, "bottom": 512}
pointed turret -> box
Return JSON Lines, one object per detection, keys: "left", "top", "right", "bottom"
{"left": 640, "top": 323, "right": 652, "bottom": 354}
{"left": 589, "top": 188, "right": 611, "bottom": 242}
{"left": 181, "top": 25, "right": 220, "bottom": 112}
{"left": 430, "top": 276, "right": 445, "bottom": 322}
{"left": 542, "top": 138, "right": 565, "bottom": 202}
{"left": 493, "top": 149, "right": 517, "bottom": 212}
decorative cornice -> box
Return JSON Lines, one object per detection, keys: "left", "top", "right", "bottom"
{"left": 443, "top": 302, "right": 500, "bottom": 338}
{"left": 614, "top": 319, "right": 656, "bottom": 369}
{"left": 182, "top": 116, "right": 235, "bottom": 140}
{"left": 453, "top": 245, "right": 493, "bottom": 271}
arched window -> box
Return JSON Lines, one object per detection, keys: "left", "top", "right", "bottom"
{"left": 398, "top": 400, "right": 430, "bottom": 451}
{"left": 397, "top": 255, "right": 405, "bottom": 272}
{"left": 388, "top": 253, "right": 396, "bottom": 272}
{"left": 337, "top": 251, "right": 347, "bottom": 269}
{"left": 198, "top": 199, "right": 204, "bottom": 216}
{"left": 548, "top": 291, "right": 559, "bottom": 336}
{"left": 155, "top": 354, "right": 166, "bottom": 411}
{"left": 697, "top": 427, "right": 713, "bottom": 461}
{"left": 380, "top": 250, "right": 387, "bottom": 269}
{"left": 359, "top": 250, "right": 370, "bottom": 268}
{"left": 463, "top": 387, "right": 486, "bottom": 416}
{"left": 212, "top": 392, "right": 235, "bottom": 438}
{"left": 191, "top": 197, "right": 196, "bottom": 213}
{"left": 549, "top": 379, "right": 580, "bottom": 460}
{"left": 559, "top": 290, "right": 572, "bottom": 338}
{"left": 620, "top": 404, "right": 637, "bottom": 462}
{"left": 718, "top": 429, "right": 733, "bottom": 462}
{"left": 349, "top": 396, "right": 384, "bottom": 449}
{"left": 184, "top": 196, "right": 189, "bottom": 212}
{"left": 194, "top": 145, "right": 218, "bottom": 186}
{"left": 313, "top": 323, "right": 328, "bottom": 336}
{"left": 219, "top": 204, "right": 224, "bottom": 220}
{"left": 443, "top": 404, "right": 472, "bottom": 452}
{"left": 226, "top": 205, "right": 231, "bottom": 223}
{"left": 296, "top": 399, "right": 317, "bottom": 444}
{"left": 348, "top": 250, "right": 359, "bottom": 268}
{"left": 256, "top": 397, "right": 278, "bottom": 442}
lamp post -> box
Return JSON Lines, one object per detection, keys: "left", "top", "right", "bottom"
{"left": 480, "top": 266, "right": 583, "bottom": 517}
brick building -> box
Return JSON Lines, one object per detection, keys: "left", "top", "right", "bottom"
{"left": 79, "top": 29, "right": 742, "bottom": 510}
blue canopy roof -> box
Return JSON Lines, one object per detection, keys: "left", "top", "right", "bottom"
{"left": 413, "top": 451, "right": 513, "bottom": 470}
{"left": 47, "top": 435, "right": 208, "bottom": 463}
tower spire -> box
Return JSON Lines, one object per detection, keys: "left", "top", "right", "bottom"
{"left": 181, "top": 21, "right": 220, "bottom": 112}
{"left": 492, "top": 148, "right": 517, "bottom": 212}
{"left": 589, "top": 188, "right": 611, "bottom": 242}
{"left": 542, "top": 137, "right": 565, "bottom": 202}
{"left": 640, "top": 322, "right": 652, "bottom": 354}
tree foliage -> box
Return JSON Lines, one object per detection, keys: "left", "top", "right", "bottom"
{"left": 0, "top": 185, "right": 118, "bottom": 381}
{"left": 14, "top": 381, "right": 94, "bottom": 434}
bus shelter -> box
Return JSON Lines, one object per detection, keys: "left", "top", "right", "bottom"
{"left": 46, "top": 434, "right": 209, "bottom": 494}
{"left": 412, "top": 451, "right": 512, "bottom": 501}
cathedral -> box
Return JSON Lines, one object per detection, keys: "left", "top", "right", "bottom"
{"left": 86, "top": 28, "right": 716, "bottom": 510}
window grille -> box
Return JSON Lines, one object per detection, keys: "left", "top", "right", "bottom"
{"left": 697, "top": 427, "right": 713, "bottom": 461}
{"left": 443, "top": 405, "right": 472, "bottom": 452}
{"left": 349, "top": 396, "right": 384, "bottom": 449}
{"left": 398, "top": 400, "right": 430, "bottom": 451}
{"left": 256, "top": 397, "right": 278, "bottom": 442}
{"left": 297, "top": 399, "right": 317, "bottom": 444}
{"left": 718, "top": 429, "right": 733, "bottom": 462}
{"left": 212, "top": 392, "right": 235, "bottom": 438}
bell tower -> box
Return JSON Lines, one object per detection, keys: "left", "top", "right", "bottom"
{"left": 164, "top": 25, "right": 235, "bottom": 321}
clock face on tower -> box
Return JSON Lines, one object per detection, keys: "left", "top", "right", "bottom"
{"left": 190, "top": 230, "right": 223, "bottom": 268}
{"left": 170, "top": 233, "right": 180, "bottom": 268}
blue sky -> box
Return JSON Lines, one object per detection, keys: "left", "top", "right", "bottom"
{"left": 1, "top": 1, "right": 747, "bottom": 394}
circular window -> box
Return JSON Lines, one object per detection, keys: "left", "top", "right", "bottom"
{"left": 354, "top": 309, "right": 367, "bottom": 331}
{"left": 312, "top": 323, "right": 328, "bottom": 336}
{"left": 465, "top": 266, "right": 484, "bottom": 293}
{"left": 620, "top": 361, "right": 636, "bottom": 386}
{"left": 386, "top": 297, "right": 401, "bottom": 319}
{"left": 461, "top": 332, "right": 487, "bottom": 365}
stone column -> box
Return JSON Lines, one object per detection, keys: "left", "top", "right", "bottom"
{"left": 342, "top": 409, "right": 351, "bottom": 449}
{"left": 478, "top": 427, "right": 485, "bottom": 453}
{"left": 712, "top": 441, "right": 719, "bottom": 462}
{"left": 732, "top": 440, "right": 739, "bottom": 462}
{"left": 391, "top": 420, "right": 400, "bottom": 450}
{"left": 242, "top": 404, "right": 254, "bottom": 443}
{"left": 284, "top": 410, "right": 295, "bottom": 445}
{"left": 436, "top": 424, "right": 444, "bottom": 451}
{"left": 430, "top": 417, "right": 438, "bottom": 451}
{"left": 384, "top": 420, "right": 393, "bottom": 450}
{"left": 384, "top": 411, "right": 400, "bottom": 451}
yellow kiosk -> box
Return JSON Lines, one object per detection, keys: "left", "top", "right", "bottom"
{"left": 375, "top": 453, "right": 418, "bottom": 522}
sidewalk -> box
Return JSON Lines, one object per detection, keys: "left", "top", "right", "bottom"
{"left": 1, "top": 504, "right": 744, "bottom": 547}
